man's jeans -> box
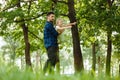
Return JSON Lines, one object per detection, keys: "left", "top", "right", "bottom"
{"left": 43, "top": 46, "right": 59, "bottom": 73}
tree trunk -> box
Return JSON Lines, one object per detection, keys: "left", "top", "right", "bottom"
{"left": 36, "top": 52, "right": 40, "bottom": 70}
{"left": 105, "top": 0, "right": 114, "bottom": 76}
{"left": 67, "top": 0, "right": 84, "bottom": 73}
{"left": 17, "top": 0, "right": 32, "bottom": 67}
{"left": 118, "top": 63, "right": 120, "bottom": 77}
{"left": 92, "top": 43, "right": 96, "bottom": 72}
{"left": 20, "top": 55, "right": 24, "bottom": 69}
{"left": 21, "top": 23, "right": 32, "bottom": 67}
{"left": 106, "top": 31, "right": 112, "bottom": 76}
{"left": 98, "top": 56, "right": 101, "bottom": 74}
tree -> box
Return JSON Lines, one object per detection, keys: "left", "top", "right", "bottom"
{"left": 67, "top": 0, "right": 84, "bottom": 72}
{"left": 106, "top": 0, "right": 114, "bottom": 76}
{"left": 92, "top": 43, "right": 96, "bottom": 72}
{"left": 0, "top": 0, "right": 46, "bottom": 67}
{"left": 16, "top": 0, "right": 32, "bottom": 67}
{"left": 52, "top": 0, "right": 84, "bottom": 73}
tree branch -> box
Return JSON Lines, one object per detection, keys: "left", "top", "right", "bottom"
{"left": 51, "top": 0, "right": 68, "bottom": 16}
{"left": 3, "top": 3, "right": 19, "bottom": 11}
{"left": 107, "top": 0, "right": 114, "bottom": 7}
{"left": 15, "top": 12, "right": 47, "bottom": 23}
{"left": 112, "top": 0, "right": 114, "bottom": 4}
{"left": 28, "top": 29, "right": 42, "bottom": 41}
{"left": 21, "top": 0, "right": 37, "bottom": 2}
{"left": 28, "top": 0, "right": 32, "bottom": 15}
{"left": 57, "top": 0, "right": 68, "bottom": 4}
{"left": 60, "top": 13, "right": 68, "bottom": 17}
{"left": 2, "top": 0, "right": 37, "bottom": 11}
{"left": 52, "top": 0, "right": 67, "bottom": 4}
{"left": 51, "top": 0, "right": 58, "bottom": 4}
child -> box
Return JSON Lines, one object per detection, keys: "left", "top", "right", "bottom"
{"left": 55, "top": 18, "right": 76, "bottom": 45}
{"left": 55, "top": 18, "right": 76, "bottom": 33}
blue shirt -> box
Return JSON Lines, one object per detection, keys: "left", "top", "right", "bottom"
{"left": 44, "top": 21, "right": 59, "bottom": 48}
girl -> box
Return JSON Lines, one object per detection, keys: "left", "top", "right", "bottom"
{"left": 55, "top": 18, "right": 76, "bottom": 33}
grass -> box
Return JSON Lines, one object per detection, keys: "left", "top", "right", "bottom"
{"left": 0, "top": 64, "right": 119, "bottom": 80}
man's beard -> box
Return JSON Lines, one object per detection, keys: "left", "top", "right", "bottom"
{"left": 50, "top": 21, "right": 54, "bottom": 24}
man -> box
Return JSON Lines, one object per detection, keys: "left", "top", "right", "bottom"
{"left": 43, "top": 12, "right": 62, "bottom": 73}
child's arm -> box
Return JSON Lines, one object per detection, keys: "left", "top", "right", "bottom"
{"left": 56, "top": 26, "right": 65, "bottom": 30}
{"left": 65, "top": 22, "right": 76, "bottom": 27}
{"left": 56, "top": 22, "right": 76, "bottom": 30}
{"left": 62, "top": 22, "right": 76, "bottom": 29}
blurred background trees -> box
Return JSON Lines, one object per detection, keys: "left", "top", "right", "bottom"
{"left": 0, "top": 0, "right": 120, "bottom": 76}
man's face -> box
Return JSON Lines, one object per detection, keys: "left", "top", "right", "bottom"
{"left": 47, "top": 14, "right": 55, "bottom": 22}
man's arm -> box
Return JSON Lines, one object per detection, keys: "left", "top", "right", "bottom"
{"left": 46, "top": 23, "right": 59, "bottom": 36}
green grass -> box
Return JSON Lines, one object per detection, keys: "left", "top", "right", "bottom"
{"left": 0, "top": 65, "right": 119, "bottom": 80}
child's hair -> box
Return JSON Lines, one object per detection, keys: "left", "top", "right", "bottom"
{"left": 56, "top": 18, "right": 62, "bottom": 23}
